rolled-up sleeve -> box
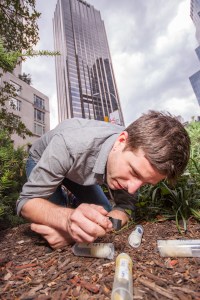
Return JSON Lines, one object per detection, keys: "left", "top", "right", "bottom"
{"left": 16, "top": 134, "right": 73, "bottom": 215}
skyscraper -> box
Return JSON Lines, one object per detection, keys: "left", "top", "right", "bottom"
{"left": 53, "top": 0, "right": 124, "bottom": 125}
{"left": 189, "top": 0, "right": 200, "bottom": 106}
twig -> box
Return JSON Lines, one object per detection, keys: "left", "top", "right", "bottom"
{"left": 142, "top": 271, "right": 167, "bottom": 284}
{"left": 171, "top": 286, "right": 200, "bottom": 297}
{"left": 138, "top": 278, "right": 179, "bottom": 300}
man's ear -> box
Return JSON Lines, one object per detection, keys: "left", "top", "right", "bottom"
{"left": 112, "top": 131, "right": 128, "bottom": 151}
{"left": 118, "top": 131, "right": 128, "bottom": 143}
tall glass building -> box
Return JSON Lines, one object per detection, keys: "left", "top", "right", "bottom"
{"left": 53, "top": 0, "right": 124, "bottom": 125}
{"left": 189, "top": 0, "right": 200, "bottom": 106}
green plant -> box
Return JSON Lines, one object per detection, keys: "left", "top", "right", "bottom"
{"left": 0, "top": 129, "right": 27, "bottom": 228}
{"left": 137, "top": 121, "right": 200, "bottom": 232}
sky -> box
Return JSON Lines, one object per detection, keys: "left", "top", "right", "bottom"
{"left": 23, "top": 0, "right": 200, "bottom": 128}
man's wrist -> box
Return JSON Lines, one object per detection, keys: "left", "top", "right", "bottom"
{"left": 58, "top": 207, "right": 74, "bottom": 233}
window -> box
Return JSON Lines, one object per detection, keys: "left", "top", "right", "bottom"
{"left": 10, "top": 81, "right": 21, "bottom": 95}
{"left": 9, "top": 98, "right": 21, "bottom": 111}
{"left": 34, "top": 95, "right": 45, "bottom": 110}
{"left": 34, "top": 123, "right": 45, "bottom": 136}
{"left": 34, "top": 108, "right": 45, "bottom": 123}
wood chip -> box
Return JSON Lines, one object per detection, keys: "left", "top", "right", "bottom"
{"left": 171, "top": 286, "right": 200, "bottom": 297}
{"left": 138, "top": 278, "right": 179, "bottom": 300}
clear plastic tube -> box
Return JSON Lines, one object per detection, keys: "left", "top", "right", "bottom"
{"left": 72, "top": 242, "right": 114, "bottom": 259}
{"left": 128, "top": 225, "right": 144, "bottom": 248}
{"left": 111, "top": 253, "right": 133, "bottom": 300}
{"left": 157, "top": 239, "right": 200, "bottom": 257}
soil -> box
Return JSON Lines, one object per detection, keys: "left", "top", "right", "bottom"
{"left": 0, "top": 218, "right": 200, "bottom": 300}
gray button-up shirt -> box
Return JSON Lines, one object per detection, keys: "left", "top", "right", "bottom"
{"left": 17, "top": 118, "right": 137, "bottom": 216}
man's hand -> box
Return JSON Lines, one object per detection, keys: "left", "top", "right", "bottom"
{"left": 31, "top": 223, "right": 74, "bottom": 249}
{"left": 22, "top": 199, "right": 113, "bottom": 248}
{"left": 66, "top": 203, "right": 113, "bottom": 243}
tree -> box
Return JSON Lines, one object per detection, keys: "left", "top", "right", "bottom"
{"left": 0, "top": 0, "right": 39, "bottom": 137}
{"left": 0, "top": 129, "right": 27, "bottom": 228}
{"left": 0, "top": 0, "right": 40, "bottom": 52}
{"left": 0, "top": 1, "right": 59, "bottom": 227}
{"left": 0, "top": 0, "right": 58, "bottom": 138}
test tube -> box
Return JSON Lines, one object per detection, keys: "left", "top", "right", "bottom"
{"left": 111, "top": 253, "right": 133, "bottom": 300}
{"left": 157, "top": 239, "right": 200, "bottom": 257}
{"left": 128, "top": 225, "right": 144, "bottom": 248}
{"left": 72, "top": 242, "right": 115, "bottom": 259}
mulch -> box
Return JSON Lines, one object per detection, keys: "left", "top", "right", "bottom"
{"left": 0, "top": 218, "right": 200, "bottom": 299}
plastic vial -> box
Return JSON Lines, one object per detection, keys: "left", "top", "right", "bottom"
{"left": 111, "top": 253, "right": 133, "bottom": 300}
{"left": 128, "top": 225, "right": 144, "bottom": 248}
{"left": 72, "top": 242, "right": 114, "bottom": 259}
{"left": 157, "top": 239, "right": 200, "bottom": 257}
{"left": 109, "top": 216, "right": 122, "bottom": 231}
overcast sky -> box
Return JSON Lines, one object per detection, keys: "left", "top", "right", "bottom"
{"left": 23, "top": 0, "right": 200, "bottom": 128}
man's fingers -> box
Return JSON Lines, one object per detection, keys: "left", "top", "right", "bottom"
{"left": 31, "top": 223, "right": 52, "bottom": 235}
{"left": 70, "top": 225, "right": 97, "bottom": 243}
{"left": 31, "top": 223, "right": 74, "bottom": 249}
{"left": 90, "top": 204, "right": 108, "bottom": 215}
{"left": 74, "top": 204, "right": 112, "bottom": 230}
{"left": 70, "top": 218, "right": 107, "bottom": 242}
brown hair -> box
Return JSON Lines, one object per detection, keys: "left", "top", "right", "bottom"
{"left": 125, "top": 111, "right": 190, "bottom": 182}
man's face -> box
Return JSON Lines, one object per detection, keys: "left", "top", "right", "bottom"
{"left": 106, "top": 131, "right": 166, "bottom": 194}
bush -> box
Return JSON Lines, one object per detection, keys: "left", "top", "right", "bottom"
{"left": 0, "top": 130, "right": 27, "bottom": 229}
{"left": 137, "top": 121, "right": 200, "bottom": 232}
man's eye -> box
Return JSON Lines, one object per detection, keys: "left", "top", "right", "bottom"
{"left": 131, "top": 169, "right": 136, "bottom": 176}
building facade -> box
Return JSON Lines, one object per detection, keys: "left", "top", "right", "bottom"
{"left": 189, "top": 68, "right": 200, "bottom": 106}
{"left": 0, "top": 65, "right": 50, "bottom": 149}
{"left": 53, "top": 0, "right": 124, "bottom": 125}
{"left": 190, "top": 0, "right": 200, "bottom": 106}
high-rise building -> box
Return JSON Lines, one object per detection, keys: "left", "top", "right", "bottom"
{"left": 189, "top": 67, "right": 200, "bottom": 106}
{"left": 53, "top": 0, "right": 124, "bottom": 125}
{"left": 1, "top": 65, "right": 50, "bottom": 149}
{"left": 189, "top": 0, "right": 200, "bottom": 106}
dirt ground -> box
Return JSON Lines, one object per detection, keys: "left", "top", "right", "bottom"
{"left": 0, "top": 218, "right": 200, "bottom": 300}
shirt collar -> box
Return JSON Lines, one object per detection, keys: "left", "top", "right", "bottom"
{"left": 93, "top": 133, "right": 120, "bottom": 177}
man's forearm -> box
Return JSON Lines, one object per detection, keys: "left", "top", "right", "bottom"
{"left": 21, "top": 198, "right": 73, "bottom": 232}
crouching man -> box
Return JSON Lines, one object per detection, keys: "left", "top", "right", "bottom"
{"left": 17, "top": 111, "right": 190, "bottom": 249}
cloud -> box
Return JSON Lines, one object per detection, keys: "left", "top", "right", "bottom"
{"left": 97, "top": 0, "right": 200, "bottom": 124}
{"left": 23, "top": 0, "right": 200, "bottom": 128}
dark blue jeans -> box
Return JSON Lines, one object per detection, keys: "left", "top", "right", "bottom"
{"left": 26, "top": 155, "right": 112, "bottom": 212}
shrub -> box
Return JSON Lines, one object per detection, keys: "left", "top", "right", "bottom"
{"left": 137, "top": 121, "right": 200, "bottom": 232}
{"left": 0, "top": 129, "right": 27, "bottom": 229}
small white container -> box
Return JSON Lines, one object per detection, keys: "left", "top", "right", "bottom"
{"left": 111, "top": 253, "right": 133, "bottom": 300}
{"left": 157, "top": 239, "right": 200, "bottom": 257}
{"left": 72, "top": 242, "right": 114, "bottom": 259}
{"left": 128, "top": 225, "right": 144, "bottom": 248}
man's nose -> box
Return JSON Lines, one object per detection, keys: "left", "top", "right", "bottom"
{"left": 127, "top": 179, "right": 143, "bottom": 194}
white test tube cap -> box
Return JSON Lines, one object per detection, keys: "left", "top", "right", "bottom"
{"left": 128, "top": 225, "right": 144, "bottom": 248}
